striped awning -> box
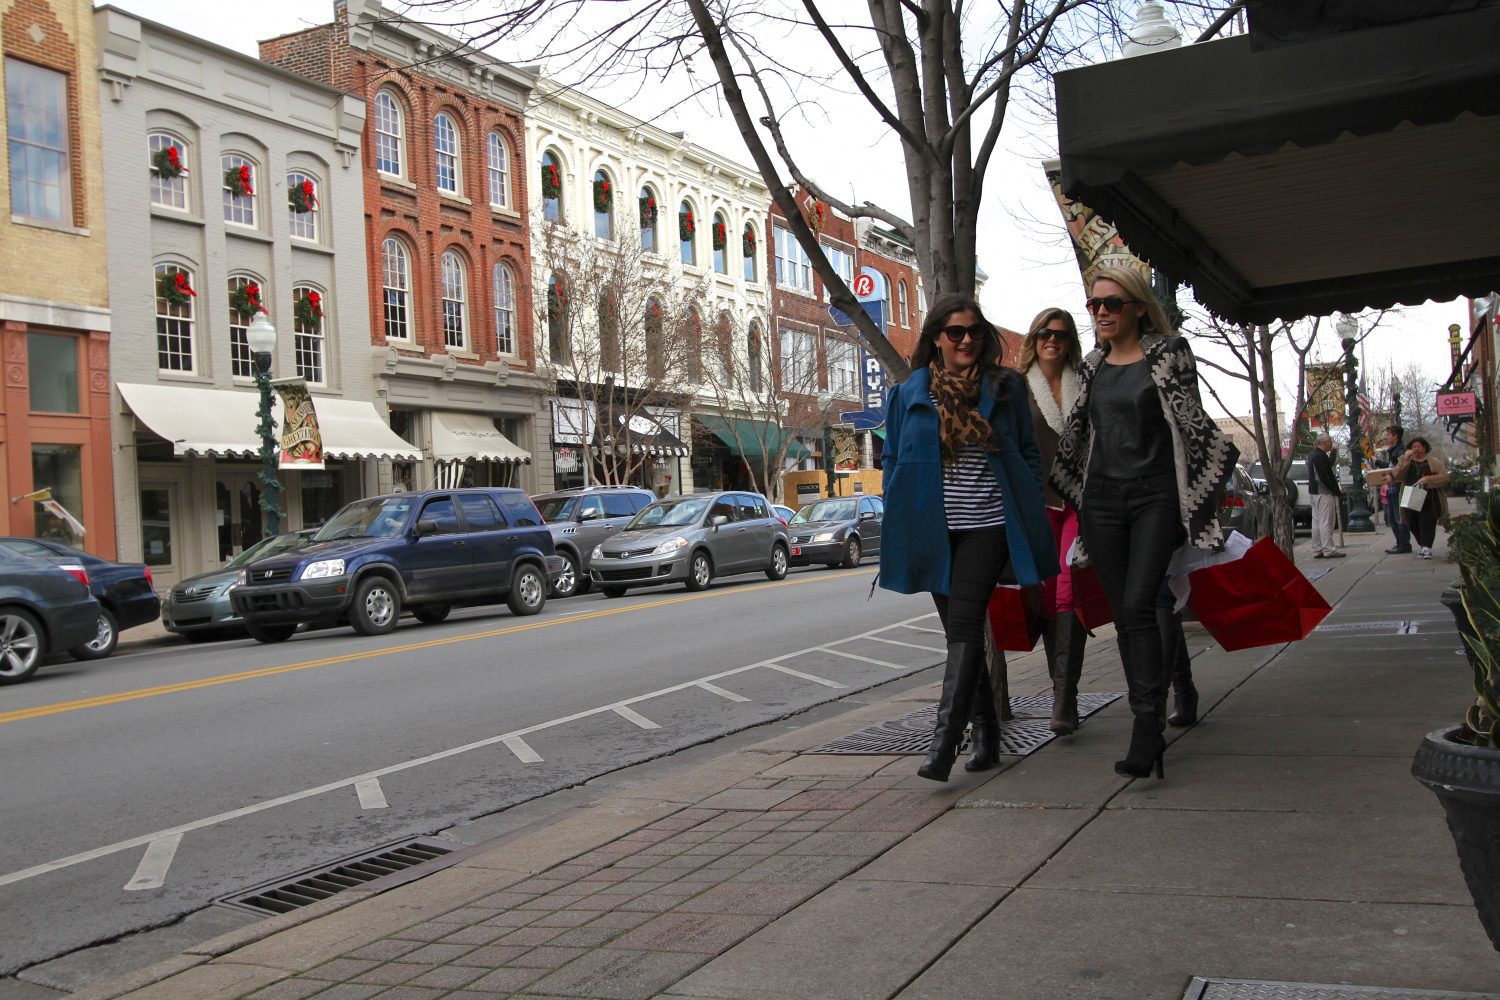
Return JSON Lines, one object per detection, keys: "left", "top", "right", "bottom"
{"left": 596, "top": 411, "right": 689, "bottom": 457}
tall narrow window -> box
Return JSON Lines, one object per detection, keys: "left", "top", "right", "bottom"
{"left": 373, "top": 90, "right": 403, "bottom": 176}
{"left": 742, "top": 225, "right": 758, "bottom": 282}
{"left": 148, "top": 133, "right": 188, "bottom": 211}
{"left": 713, "top": 313, "right": 732, "bottom": 385}
{"left": 226, "top": 274, "right": 261, "bottom": 378}
{"left": 433, "top": 113, "right": 459, "bottom": 194}
{"left": 492, "top": 262, "right": 515, "bottom": 356}
{"left": 685, "top": 311, "right": 702, "bottom": 385}
{"left": 822, "top": 244, "right": 854, "bottom": 300}
{"left": 540, "top": 151, "right": 562, "bottom": 222}
{"left": 711, "top": 211, "right": 728, "bottom": 274}
{"left": 828, "top": 337, "right": 856, "bottom": 397}
{"left": 441, "top": 251, "right": 468, "bottom": 350}
{"left": 5, "top": 58, "right": 70, "bottom": 223}
{"left": 773, "top": 227, "right": 812, "bottom": 293}
{"left": 287, "top": 171, "right": 318, "bottom": 241}
{"left": 486, "top": 132, "right": 509, "bottom": 208}
{"left": 644, "top": 298, "right": 664, "bottom": 379}
{"left": 598, "top": 293, "right": 620, "bottom": 372}
{"left": 747, "top": 321, "right": 764, "bottom": 395}
{"left": 898, "top": 279, "right": 909, "bottom": 326}
{"left": 678, "top": 200, "right": 697, "bottom": 266}
{"left": 381, "top": 237, "right": 411, "bottom": 342}
{"left": 639, "top": 186, "right": 658, "bottom": 253}
{"left": 221, "top": 153, "right": 256, "bottom": 227}
{"left": 293, "top": 284, "right": 326, "bottom": 385}
{"left": 547, "top": 273, "right": 570, "bottom": 364}
{"left": 154, "top": 263, "right": 196, "bottom": 373}
{"left": 593, "top": 169, "right": 613, "bottom": 240}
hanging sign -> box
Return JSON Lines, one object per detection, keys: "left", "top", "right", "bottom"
{"left": 1437, "top": 391, "right": 1477, "bottom": 417}
{"left": 273, "top": 378, "right": 325, "bottom": 470}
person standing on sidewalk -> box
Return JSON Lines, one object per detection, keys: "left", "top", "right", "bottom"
{"left": 1380, "top": 425, "right": 1414, "bottom": 554}
{"left": 1017, "top": 306, "right": 1088, "bottom": 736}
{"left": 1308, "top": 435, "right": 1344, "bottom": 560}
{"left": 1390, "top": 437, "right": 1449, "bottom": 559}
{"left": 880, "top": 293, "right": 1058, "bottom": 783}
{"left": 1050, "top": 267, "right": 1237, "bottom": 780}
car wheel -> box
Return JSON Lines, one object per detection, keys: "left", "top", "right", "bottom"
{"left": 685, "top": 551, "right": 713, "bottom": 592}
{"left": 349, "top": 576, "right": 401, "bottom": 636}
{"left": 0, "top": 608, "right": 44, "bottom": 685}
{"left": 600, "top": 585, "right": 627, "bottom": 598}
{"left": 413, "top": 604, "right": 451, "bottom": 624}
{"left": 552, "top": 551, "right": 580, "bottom": 599}
{"left": 766, "top": 543, "right": 789, "bottom": 581}
{"left": 507, "top": 564, "right": 547, "bottom": 616}
{"left": 842, "top": 537, "right": 863, "bottom": 569}
{"left": 70, "top": 608, "right": 118, "bottom": 661}
{"left": 246, "top": 621, "right": 297, "bottom": 644}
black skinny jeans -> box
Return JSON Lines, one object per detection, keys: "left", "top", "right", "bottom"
{"left": 932, "top": 527, "right": 1011, "bottom": 645}
{"left": 1405, "top": 497, "right": 1440, "bottom": 549}
{"left": 1080, "top": 474, "right": 1184, "bottom": 725}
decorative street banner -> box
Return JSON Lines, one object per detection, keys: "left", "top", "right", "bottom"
{"left": 1304, "top": 362, "right": 1346, "bottom": 428}
{"left": 273, "top": 378, "right": 325, "bottom": 470}
{"left": 1043, "top": 159, "right": 1150, "bottom": 290}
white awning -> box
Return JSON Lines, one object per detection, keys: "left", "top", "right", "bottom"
{"left": 118, "top": 383, "right": 420, "bottom": 462}
{"left": 430, "top": 409, "right": 531, "bottom": 464}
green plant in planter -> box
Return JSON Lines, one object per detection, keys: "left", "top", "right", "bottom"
{"left": 1453, "top": 500, "right": 1500, "bottom": 745}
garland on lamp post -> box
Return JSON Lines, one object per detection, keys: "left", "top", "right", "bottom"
{"left": 294, "top": 290, "right": 324, "bottom": 331}
{"left": 289, "top": 179, "right": 318, "bottom": 213}
{"left": 678, "top": 209, "right": 695, "bottom": 242}
{"left": 152, "top": 144, "right": 187, "bottom": 179}
{"left": 712, "top": 221, "right": 727, "bottom": 252}
{"left": 639, "top": 194, "right": 658, "bottom": 228}
{"left": 224, "top": 163, "right": 254, "bottom": 197}
{"left": 540, "top": 162, "right": 561, "bottom": 200}
{"left": 157, "top": 271, "right": 196, "bottom": 308}
{"left": 593, "top": 178, "right": 612, "bottom": 214}
{"left": 229, "top": 282, "right": 263, "bottom": 320}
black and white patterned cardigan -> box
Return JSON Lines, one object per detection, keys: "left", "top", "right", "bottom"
{"left": 1049, "top": 333, "right": 1239, "bottom": 556}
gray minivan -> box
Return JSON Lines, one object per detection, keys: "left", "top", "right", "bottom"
{"left": 589, "top": 491, "right": 790, "bottom": 597}
{"left": 533, "top": 485, "right": 656, "bottom": 597}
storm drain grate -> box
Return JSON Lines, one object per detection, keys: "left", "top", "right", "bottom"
{"left": 1184, "top": 978, "right": 1499, "bottom": 1000}
{"left": 1312, "top": 620, "right": 1410, "bottom": 634}
{"left": 806, "top": 693, "right": 1122, "bottom": 756}
{"left": 215, "top": 838, "right": 456, "bottom": 916}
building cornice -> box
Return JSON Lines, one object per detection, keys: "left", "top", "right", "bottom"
{"left": 342, "top": 0, "right": 536, "bottom": 106}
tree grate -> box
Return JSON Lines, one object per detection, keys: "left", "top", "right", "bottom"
{"left": 215, "top": 838, "right": 456, "bottom": 916}
{"left": 1184, "top": 978, "right": 1499, "bottom": 1000}
{"left": 805, "top": 693, "right": 1122, "bottom": 756}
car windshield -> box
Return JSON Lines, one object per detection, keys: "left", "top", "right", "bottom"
{"left": 226, "top": 532, "right": 311, "bottom": 569}
{"left": 533, "top": 495, "right": 579, "bottom": 523}
{"left": 313, "top": 498, "right": 414, "bottom": 541}
{"left": 790, "top": 499, "right": 857, "bottom": 524}
{"left": 626, "top": 496, "right": 711, "bottom": 529}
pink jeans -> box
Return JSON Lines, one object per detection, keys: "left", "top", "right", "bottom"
{"left": 1041, "top": 504, "right": 1078, "bottom": 616}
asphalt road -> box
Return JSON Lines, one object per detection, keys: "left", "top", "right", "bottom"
{"left": 0, "top": 564, "right": 938, "bottom": 978}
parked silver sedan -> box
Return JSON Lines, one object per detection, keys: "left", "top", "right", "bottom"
{"left": 162, "top": 530, "right": 315, "bottom": 641}
{"left": 590, "top": 491, "right": 789, "bottom": 597}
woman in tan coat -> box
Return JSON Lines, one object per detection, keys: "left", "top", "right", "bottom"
{"left": 1390, "top": 436, "right": 1450, "bottom": 559}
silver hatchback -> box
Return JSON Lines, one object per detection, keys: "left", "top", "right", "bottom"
{"left": 590, "top": 491, "right": 790, "bottom": 597}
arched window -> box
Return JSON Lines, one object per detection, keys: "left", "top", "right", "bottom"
{"left": 153, "top": 263, "right": 196, "bottom": 373}
{"left": 685, "top": 309, "right": 702, "bottom": 385}
{"left": 747, "top": 321, "right": 765, "bottom": 395}
{"left": 492, "top": 262, "right": 515, "bottom": 356}
{"left": 287, "top": 171, "right": 319, "bottom": 241}
{"left": 639, "top": 186, "right": 659, "bottom": 254}
{"left": 226, "top": 274, "right": 262, "bottom": 379}
{"left": 711, "top": 211, "right": 728, "bottom": 274}
{"left": 540, "top": 151, "right": 562, "bottom": 223}
{"left": 645, "top": 297, "right": 664, "bottom": 379}
{"left": 592, "top": 169, "right": 614, "bottom": 240}
{"left": 380, "top": 237, "right": 411, "bottom": 342}
{"left": 433, "top": 112, "right": 460, "bottom": 194}
{"left": 598, "top": 292, "right": 620, "bottom": 372}
{"left": 547, "top": 273, "right": 570, "bottom": 364}
{"left": 897, "top": 279, "right": 909, "bottom": 326}
{"left": 742, "top": 224, "right": 758, "bottom": 282}
{"left": 678, "top": 200, "right": 697, "bottom": 266}
{"left": 221, "top": 153, "right": 256, "bottom": 227}
{"left": 440, "top": 251, "right": 468, "bottom": 350}
{"left": 486, "top": 132, "right": 509, "bottom": 208}
{"left": 373, "top": 90, "right": 404, "bottom": 176}
{"left": 292, "top": 284, "right": 327, "bottom": 386}
{"left": 147, "top": 133, "right": 188, "bottom": 211}
{"left": 713, "top": 312, "right": 733, "bottom": 385}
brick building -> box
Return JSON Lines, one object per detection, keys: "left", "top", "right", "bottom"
{"left": 260, "top": 0, "right": 544, "bottom": 493}
{"left": 0, "top": 0, "right": 115, "bottom": 552}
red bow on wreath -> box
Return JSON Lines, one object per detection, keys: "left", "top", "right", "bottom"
{"left": 158, "top": 271, "right": 196, "bottom": 307}
{"left": 153, "top": 144, "right": 188, "bottom": 179}
{"left": 295, "top": 290, "right": 324, "bottom": 329}
{"left": 225, "top": 163, "right": 254, "bottom": 197}
{"left": 290, "top": 179, "right": 318, "bottom": 213}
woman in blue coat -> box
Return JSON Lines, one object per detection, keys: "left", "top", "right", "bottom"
{"left": 880, "top": 293, "right": 1059, "bottom": 782}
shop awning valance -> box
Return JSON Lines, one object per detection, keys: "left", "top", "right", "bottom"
{"left": 118, "top": 383, "right": 420, "bottom": 461}
{"left": 697, "top": 415, "right": 813, "bottom": 461}
{"left": 430, "top": 410, "right": 531, "bottom": 464}
{"left": 597, "top": 411, "right": 690, "bottom": 457}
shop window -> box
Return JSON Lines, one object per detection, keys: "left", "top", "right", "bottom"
{"left": 300, "top": 469, "right": 343, "bottom": 528}
{"left": 140, "top": 487, "right": 173, "bottom": 567}
{"left": 5, "top": 58, "right": 71, "bottom": 224}
{"left": 31, "top": 443, "right": 82, "bottom": 543}
{"left": 27, "top": 333, "right": 78, "bottom": 413}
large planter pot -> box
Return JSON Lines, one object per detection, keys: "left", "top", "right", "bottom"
{"left": 1442, "top": 584, "right": 1477, "bottom": 666}
{"left": 1411, "top": 726, "right": 1500, "bottom": 953}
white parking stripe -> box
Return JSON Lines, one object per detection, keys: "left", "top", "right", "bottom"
{"left": 697, "top": 681, "right": 750, "bottom": 702}
{"left": 865, "top": 635, "right": 945, "bottom": 653}
{"left": 764, "top": 663, "right": 847, "bottom": 688}
{"left": 612, "top": 705, "right": 661, "bottom": 730}
{"left": 902, "top": 625, "right": 945, "bottom": 635}
{"left": 354, "top": 778, "right": 388, "bottom": 810}
{"left": 503, "top": 736, "right": 542, "bottom": 763}
{"left": 821, "top": 647, "right": 907, "bottom": 670}
{"left": 123, "top": 834, "right": 181, "bottom": 892}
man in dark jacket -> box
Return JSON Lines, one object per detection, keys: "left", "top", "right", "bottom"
{"left": 1381, "top": 425, "right": 1412, "bottom": 553}
{"left": 1307, "top": 434, "right": 1343, "bottom": 559}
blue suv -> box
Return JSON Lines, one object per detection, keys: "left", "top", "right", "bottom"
{"left": 230, "top": 488, "right": 563, "bottom": 643}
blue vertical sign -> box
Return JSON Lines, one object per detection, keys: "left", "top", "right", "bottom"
{"left": 829, "top": 267, "right": 889, "bottom": 431}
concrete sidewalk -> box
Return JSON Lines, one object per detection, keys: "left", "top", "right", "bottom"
{"left": 68, "top": 529, "right": 1500, "bottom": 999}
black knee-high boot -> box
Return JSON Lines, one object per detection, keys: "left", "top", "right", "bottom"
{"left": 1158, "top": 608, "right": 1198, "bottom": 727}
{"left": 1047, "top": 615, "right": 1086, "bottom": 735}
{"left": 1113, "top": 623, "right": 1167, "bottom": 780}
{"left": 964, "top": 665, "right": 1001, "bottom": 772}
{"left": 919, "top": 641, "right": 984, "bottom": 782}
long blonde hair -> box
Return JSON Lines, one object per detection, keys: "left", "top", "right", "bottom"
{"left": 1019, "top": 307, "right": 1082, "bottom": 373}
{"left": 1090, "top": 266, "right": 1175, "bottom": 342}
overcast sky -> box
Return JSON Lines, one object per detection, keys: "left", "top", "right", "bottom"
{"left": 103, "top": 0, "right": 1470, "bottom": 423}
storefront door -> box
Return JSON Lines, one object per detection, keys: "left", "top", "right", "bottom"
{"left": 215, "top": 470, "right": 266, "bottom": 562}
{"left": 139, "top": 482, "right": 181, "bottom": 591}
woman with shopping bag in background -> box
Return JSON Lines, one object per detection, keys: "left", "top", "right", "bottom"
{"left": 1049, "top": 267, "right": 1238, "bottom": 780}
{"left": 1391, "top": 437, "right": 1449, "bottom": 560}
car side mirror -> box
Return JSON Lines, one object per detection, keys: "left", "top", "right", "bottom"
{"left": 710, "top": 515, "right": 730, "bottom": 528}
{"left": 861, "top": 511, "right": 877, "bottom": 521}
{"left": 580, "top": 508, "right": 600, "bottom": 522}
{"left": 412, "top": 519, "right": 437, "bottom": 538}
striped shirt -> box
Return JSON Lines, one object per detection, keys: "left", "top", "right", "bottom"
{"left": 943, "top": 445, "right": 1006, "bottom": 529}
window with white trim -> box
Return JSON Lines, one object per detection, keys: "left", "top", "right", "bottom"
{"left": 226, "top": 274, "right": 259, "bottom": 379}
{"left": 548, "top": 273, "right": 570, "bottom": 364}
{"left": 293, "top": 284, "right": 326, "bottom": 386}
{"left": 441, "top": 250, "right": 468, "bottom": 350}
{"left": 221, "top": 153, "right": 256, "bottom": 227}
{"left": 898, "top": 279, "right": 909, "bottom": 326}
{"left": 822, "top": 243, "right": 854, "bottom": 301}
{"left": 828, "top": 337, "right": 857, "bottom": 398}
{"left": 742, "top": 225, "right": 758, "bottom": 282}
{"left": 593, "top": 169, "right": 614, "bottom": 241}
{"left": 679, "top": 200, "right": 697, "bottom": 266}
{"left": 381, "top": 237, "right": 411, "bottom": 342}
{"left": 147, "top": 132, "right": 188, "bottom": 210}
{"left": 711, "top": 211, "right": 728, "bottom": 274}
{"left": 493, "top": 262, "right": 515, "bottom": 355}
{"left": 540, "top": 150, "right": 562, "bottom": 223}
{"left": 5, "top": 58, "right": 71, "bottom": 223}
{"left": 373, "top": 90, "right": 403, "bottom": 177}
{"left": 486, "top": 132, "right": 509, "bottom": 208}
{"left": 685, "top": 311, "right": 702, "bottom": 385}
{"left": 434, "top": 112, "right": 459, "bottom": 195}
{"left": 774, "top": 226, "right": 812, "bottom": 293}
{"left": 639, "top": 185, "right": 658, "bottom": 254}
{"left": 287, "top": 171, "right": 318, "bottom": 241}
{"left": 747, "top": 322, "right": 765, "bottom": 395}
{"left": 154, "top": 263, "right": 195, "bottom": 373}
{"left": 779, "top": 327, "right": 817, "bottom": 391}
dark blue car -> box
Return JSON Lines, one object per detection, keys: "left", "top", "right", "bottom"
{"left": 230, "top": 488, "right": 564, "bottom": 643}
{"left": 0, "top": 551, "right": 101, "bottom": 684}
{"left": 0, "top": 537, "right": 160, "bottom": 659}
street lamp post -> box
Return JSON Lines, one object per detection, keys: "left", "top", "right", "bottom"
{"left": 1339, "top": 315, "right": 1374, "bottom": 532}
{"left": 245, "top": 311, "right": 283, "bottom": 538}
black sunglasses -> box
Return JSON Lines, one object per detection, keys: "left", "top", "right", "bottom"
{"left": 938, "top": 324, "right": 988, "bottom": 343}
{"left": 1085, "top": 295, "right": 1137, "bottom": 314}
{"left": 1036, "top": 327, "right": 1072, "bottom": 341}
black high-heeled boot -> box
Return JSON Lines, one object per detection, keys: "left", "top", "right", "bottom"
{"left": 964, "top": 666, "right": 1001, "bottom": 772}
{"left": 1157, "top": 608, "right": 1199, "bottom": 727}
{"left": 1114, "top": 715, "right": 1166, "bottom": 779}
{"left": 918, "top": 641, "right": 984, "bottom": 782}
{"left": 1049, "top": 615, "right": 1086, "bottom": 735}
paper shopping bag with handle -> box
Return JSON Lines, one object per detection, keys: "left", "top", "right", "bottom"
{"left": 987, "top": 584, "right": 1044, "bottom": 652}
{"left": 1400, "top": 484, "right": 1428, "bottom": 511}
{"left": 1185, "top": 537, "right": 1331, "bottom": 651}
{"left": 1070, "top": 564, "right": 1114, "bottom": 631}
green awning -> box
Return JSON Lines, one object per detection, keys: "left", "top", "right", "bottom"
{"left": 697, "top": 415, "right": 812, "bottom": 461}
{"left": 871, "top": 427, "right": 886, "bottom": 440}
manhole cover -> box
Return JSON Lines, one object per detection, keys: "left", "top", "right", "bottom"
{"left": 806, "top": 693, "right": 1122, "bottom": 756}
{"left": 1185, "top": 979, "right": 1499, "bottom": 1000}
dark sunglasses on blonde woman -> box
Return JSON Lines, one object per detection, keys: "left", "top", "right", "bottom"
{"left": 1037, "top": 327, "right": 1071, "bottom": 341}
{"left": 1084, "top": 295, "right": 1136, "bottom": 315}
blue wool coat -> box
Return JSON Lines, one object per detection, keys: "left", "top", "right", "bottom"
{"left": 879, "top": 366, "right": 1059, "bottom": 595}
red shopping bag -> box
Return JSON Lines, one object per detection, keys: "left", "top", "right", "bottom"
{"left": 987, "top": 585, "right": 1043, "bottom": 652}
{"left": 1071, "top": 564, "right": 1114, "bottom": 631}
{"left": 1185, "top": 536, "right": 1331, "bottom": 651}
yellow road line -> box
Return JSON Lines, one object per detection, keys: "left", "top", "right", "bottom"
{"left": 1, "top": 570, "right": 869, "bottom": 726}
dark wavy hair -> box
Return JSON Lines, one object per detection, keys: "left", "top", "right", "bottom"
{"left": 911, "top": 293, "right": 1014, "bottom": 398}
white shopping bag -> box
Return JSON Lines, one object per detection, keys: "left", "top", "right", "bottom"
{"left": 1400, "top": 484, "right": 1427, "bottom": 511}
{"left": 1166, "top": 530, "right": 1254, "bottom": 612}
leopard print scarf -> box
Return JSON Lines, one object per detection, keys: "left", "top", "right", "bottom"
{"left": 929, "top": 361, "right": 995, "bottom": 461}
